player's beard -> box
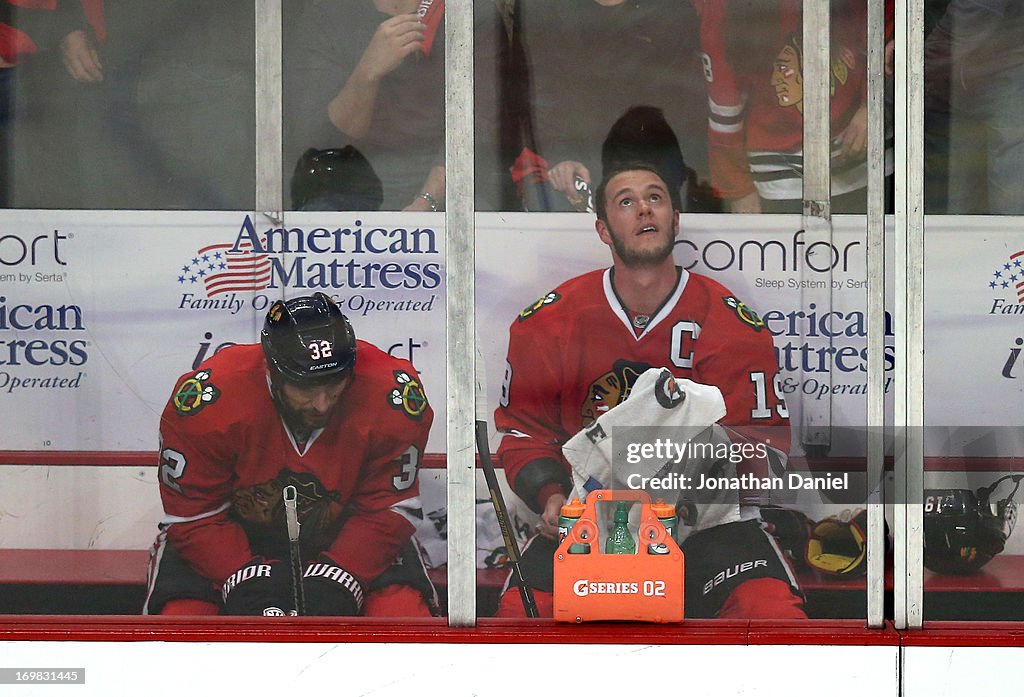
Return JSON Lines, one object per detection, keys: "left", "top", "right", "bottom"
{"left": 606, "top": 222, "right": 675, "bottom": 268}
{"left": 270, "top": 382, "right": 333, "bottom": 441}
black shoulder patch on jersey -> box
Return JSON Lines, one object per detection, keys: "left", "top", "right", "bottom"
{"left": 388, "top": 369, "right": 429, "bottom": 420}
{"left": 722, "top": 296, "right": 765, "bottom": 332}
{"left": 517, "top": 291, "right": 561, "bottom": 322}
{"left": 173, "top": 369, "right": 221, "bottom": 416}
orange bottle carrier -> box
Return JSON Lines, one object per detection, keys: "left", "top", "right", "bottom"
{"left": 553, "top": 490, "right": 684, "bottom": 623}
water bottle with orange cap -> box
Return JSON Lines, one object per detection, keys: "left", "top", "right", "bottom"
{"left": 558, "top": 497, "right": 589, "bottom": 553}
{"left": 648, "top": 498, "right": 678, "bottom": 555}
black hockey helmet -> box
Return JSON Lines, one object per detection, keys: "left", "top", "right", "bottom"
{"left": 261, "top": 293, "right": 356, "bottom": 386}
{"left": 290, "top": 146, "right": 383, "bottom": 211}
{"left": 923, "top": 475, "right": 1022, "bottom": 575}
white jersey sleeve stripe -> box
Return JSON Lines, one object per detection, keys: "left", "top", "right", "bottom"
{"left": 390, "top": 496, "right": 425, "bottom": 527}
{"left": 160, "top": 501, "right": 232, "bottom": 527}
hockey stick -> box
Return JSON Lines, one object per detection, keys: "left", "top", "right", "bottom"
{"left": 282, "top": 485, "right": 306, "bottom": 616}
{"left": 475, "top": 420, "right": 539, "bottom": 618}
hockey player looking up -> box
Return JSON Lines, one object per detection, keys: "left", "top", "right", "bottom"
{"left": 493, "top": 163, "right": 806, "bottom": 618}
{"left": 145, "top": 293, "right": 436, "bottom": 616}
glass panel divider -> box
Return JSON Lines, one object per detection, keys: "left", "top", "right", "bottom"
{"left": 446, "top": 0, "right": 478, "bottom": 627}
{"left": 255, "top": 0, "right": 283, "bottom": 218}
{"left": 866, "top": 0, "right": 888, "bottom": 630}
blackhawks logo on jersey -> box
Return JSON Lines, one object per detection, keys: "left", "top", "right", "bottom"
{"left": 518, "top": 291, "right": 561, "bottom": 321}
{"left": 389, "top": 370, "right": 429, "bottom": 420}
{"left": 173, "top": 370, "right": 221, "bottom": 416}
{"left": 231, "top": 469, "right": 343, "bottom": 556}
{"left": 722, "top": 296, "right": 765, "bottom": 332}
{"left": 581, "top": 359, "right": 652, "bottom": 426}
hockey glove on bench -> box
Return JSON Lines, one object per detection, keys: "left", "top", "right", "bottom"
{"left": 221, "top": 557, "right": 294, "bottom": 616}
{"left": 302, "top": 554, "right": 365, "bottom": 616}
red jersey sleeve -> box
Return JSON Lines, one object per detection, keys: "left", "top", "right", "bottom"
{"left": 696, "top": 0, "right": 757, "bottom": 201}
{"left": 327, "top": 372, "right": 433, "bottom": 584}
{"left": 494, "top": 306, "right": 574, "bottom": 511}
{"left": 692, "top": 290, "right": 791, "bottom": 497}
{"left": 158, "top": 378, "right": 254, "bottom": 584}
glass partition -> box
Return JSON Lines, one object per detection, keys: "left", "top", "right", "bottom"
{"left": 282, "top": 0, "right": 444, "bottom": 212}
{"left": 472, "top": 0, "right": 880, "bottom": 622}
{"left": 922, "top": 1, "right": 1024, "bottom": 216}
{"left": 2, "top": 1, "right": 255, "bottom": 209}
{"left": 0, "top": 0, "right": 930, "bottom": 628}
{"left": 0, "top": 0, "right": 447, "bottom": 620}
{"left": 506, "top": 0, "right": 710, "bottom": 213}
{"left": 253, "top": 0, "right": 449, "bottom": 619}
{"left": 919, "top": 0, "right": 1024, "bottom": 622}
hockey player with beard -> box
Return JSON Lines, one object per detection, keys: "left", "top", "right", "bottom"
{"left": 493, "top": 162, "right": 805, "bottom": 618}
{"left": 145, "top": 293, "right": 435, "bottom": 616}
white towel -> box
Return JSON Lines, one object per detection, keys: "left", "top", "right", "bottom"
{"left": 561, "top": 367, "right": 741, "bottom": 538}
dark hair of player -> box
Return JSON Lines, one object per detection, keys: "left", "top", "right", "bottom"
{"left": 261, "top": 293, "right": 357, "bottom": 386}
{"left": 594, "top": 161, "right": 671, "bottom": 223}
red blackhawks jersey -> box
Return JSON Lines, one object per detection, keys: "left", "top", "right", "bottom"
{"left": 157, "top": 341, "right": 432, "bottom": 587}
{"left": 495, "top": 268, "right": 790, "bottom": 508}
{"left": 692, "top": 0, "right": 892, "bottom": 201}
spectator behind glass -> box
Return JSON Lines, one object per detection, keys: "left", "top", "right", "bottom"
{"left": 288, "top": 0, "right": 444, "bottom": 212}
{"left": 695, "top": 0, "right": 894, "bottom": 214}
{"left": 0, "top": 1, "right": 102, "bottom": 79}
{"left": 77, "top": 0, "right": 255, "bottom": 209}
{"left": 7, "top": 1, "right": 256, "bottom": 210}
{"left": 516, "top": 0, "right": 712, "bottom": 212}
{"left": 1, "top": 0, "right": 103, "bottom": 207}
{"left": 923, "top": 0, "right": 1024, "bottom": 214}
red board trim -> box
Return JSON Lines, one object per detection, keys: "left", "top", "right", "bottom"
{"left": 0, "top": 616, "right": 899, "bottom": 645}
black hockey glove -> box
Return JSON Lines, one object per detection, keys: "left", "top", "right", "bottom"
{"left": 221, "top": 557, "right": 294, "bottom": 616}
{"left": 759, "top": 505, "right": 814, "bottom": 570}
{"left": 302, "top": 554, "right": 365, "bottom": 616}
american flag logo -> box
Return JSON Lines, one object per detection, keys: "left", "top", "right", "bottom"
{"left": 989, "top": 250, "right": 1024, "bottom": 304}
{"left": 176, "top": 238, "right": 271, "bottom": 297}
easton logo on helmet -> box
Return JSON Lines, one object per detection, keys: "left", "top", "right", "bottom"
{"left": 262, "top": 293, "right": 356, "bottom": 384}
{"left": 306, "top": 339, "right": 339, "bottom": 372}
